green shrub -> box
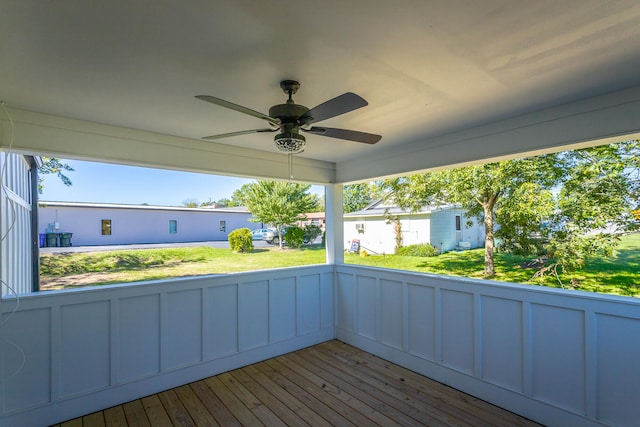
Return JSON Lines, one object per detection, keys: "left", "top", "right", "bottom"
{"left": 284, "top": 226, "right": 306, "bottom": 248}
{"left": 303, "top": 224, "right": 322, "bottom": 243}
{"left": 396, "top": 243, "right": 438, "bottom": 257}
{"left": 228, "top": 228, "right": 253, "bottom": 253}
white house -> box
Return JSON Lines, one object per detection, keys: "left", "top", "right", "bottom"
{"left": 0, "top": 153, "right": 39, "bottom": 296}
{"left": 344, "top": 201, "right": 485, "bottom": 254}
{"left": 2, "top": 3, "right": 640, "bottom": 427}
{"left": 38, "top": 201, "right": 254, "bottom": 246}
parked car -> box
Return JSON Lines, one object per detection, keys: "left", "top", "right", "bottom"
{"left": 251, "top": 228, "right": 272, "bottom": 240}
{"left": 263, "top": 227, "right": 309, "bottom": 245}
{"left": 263, "top": 229, "right": 281, "bottom": 244}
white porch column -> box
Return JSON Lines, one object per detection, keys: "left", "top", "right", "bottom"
{"left": 324, "top": 184, "right": 344, "bottom": 265}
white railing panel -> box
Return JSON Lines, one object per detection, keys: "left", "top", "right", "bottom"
{"left": 336, "top": 265, "right": 640, "bottom": 427}
{"left": 59, "top": 300, "right": 111, "bottom": 398}
{"left": 205, "top": 284, "right": 239, "bottom": 359}
{"left": 480, "top": 296, "right": 523, "bottom": 392}
{"left": 297, "top": 274, "right": 320, "bottom": 335}
{"left": 118, "top": 294, "right": 161, "bottom": 382}
{"left": 166, "top": 289, "right": 203, "bottom": 370}
{"left": 407, "top": 284, "right": 436, "bottom": 360}
{"left": 531, "top": 303, "right": 586, "bottom": 414}
{"left": 440, "top": 289, "right": 474, "bottom": 375}
{"left": 238, "top": 280, "right": 269, "bottom": 351}
{"left": 270, "top": 277, "right": 296, "bottom": 342}
{"left": 596, "top": 313, "right": 640, "bottom": 426}
{"left": 1, "top": 307, "right": 51, "bottom": 412}
{"left": 380, "top": 279, "right": 403, "bottom": 350}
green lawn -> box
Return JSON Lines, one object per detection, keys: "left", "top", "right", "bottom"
{"left": 347, "top": 232, "right": 640, "bottom": 297}
{"left": 39, "top": 245, "right": 327, "bottom": 290}
{"left": 40, "top": 233, "right": 640, "bottom": 297}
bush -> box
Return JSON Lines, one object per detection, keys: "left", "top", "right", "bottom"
{"left": 228, "top": 228, "right": 253, "bottom": 253}
{"left": 303, "top": 224, "right": 322, "bottom": 243}
{"left": 284, "top": 226, "right": 306, "bottom": 248}
{"left": 396, "top": 243, "right": 438, "bottom": 257}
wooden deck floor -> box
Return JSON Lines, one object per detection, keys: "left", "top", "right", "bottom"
{"left": 54, "top": 340, "right": 541, "bottom": 427}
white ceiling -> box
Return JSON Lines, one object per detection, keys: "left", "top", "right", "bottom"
{"left": 2, "top": 0, "right": 640, "bottom": 165}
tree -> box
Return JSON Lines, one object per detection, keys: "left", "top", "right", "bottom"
{"left": 382, "top": 141, "right": 640, "bottom": 283}
{"left": 229, "top": 184, "right": 252, "bottom": 207}
{"left": 535, "top": 141, "right": 640, "bottom": 286}
{"left": 182, "top": 198, "right": 199, "bottom": 208}
{"left": 240, "top": 180, "right": 319, "bottom": 249}
{"left": 38, "top": 157, "right": 74, "bottom": 193}
{"left": 382, "top": 154, "right": 563, "bottom": 276}
{"left": 343, "top": 182, "right": 382, "bottom": 213}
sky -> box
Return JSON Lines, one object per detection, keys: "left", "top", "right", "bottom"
{"left": 39, "top": 159, "right": 324, "bottom": 207}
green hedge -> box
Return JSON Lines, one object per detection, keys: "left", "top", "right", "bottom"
{"left": 396, "top": 243, "right": 438, "bottom": 257}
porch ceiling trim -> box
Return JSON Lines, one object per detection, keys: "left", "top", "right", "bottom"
{"left": 0, "top": 108, "right": 336, "bottom": 184}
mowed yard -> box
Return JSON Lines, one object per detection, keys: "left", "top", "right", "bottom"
{"left": 40, "top": 233, "right": 640, "bottom": 297}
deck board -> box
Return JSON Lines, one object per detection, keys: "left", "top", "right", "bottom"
{"left": 54, "top": 340, "right": 542, "bottom": 427}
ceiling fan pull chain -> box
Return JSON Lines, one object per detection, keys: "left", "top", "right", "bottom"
{"left": 288, "top": 153, "right": 294, "bottom": 179}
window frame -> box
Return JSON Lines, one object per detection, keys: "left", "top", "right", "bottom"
{"left": 101, "top": 219, "right": 112, "bottom": 236}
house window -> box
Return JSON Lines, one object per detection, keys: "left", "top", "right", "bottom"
{"left": 219, "top": 220, "right": 226, "bottom": 232}
{"left": 169, "top": 220, "right": 177, "bottom": 234}
{"left": 101, "top": 219, "right": 112, "bottom": 235}
{"left": 455, "top": 215, "right": 461, "bottom": 231}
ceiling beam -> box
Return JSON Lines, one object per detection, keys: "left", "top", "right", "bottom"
{"left": 0, "top": 109, "right": 336, "bottom": 184}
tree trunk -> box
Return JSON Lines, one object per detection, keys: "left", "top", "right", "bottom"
{"left": 483, "top": 203, "right": 495, "bottom": 276}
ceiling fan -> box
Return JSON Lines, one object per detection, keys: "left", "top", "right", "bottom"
{"left": 195, "top": 80, "right": 381, "bottom": 154}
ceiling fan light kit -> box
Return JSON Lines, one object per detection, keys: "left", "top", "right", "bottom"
{"left": 274, "top": 131, "right": 306, "bottom": 154}
{"left": 195, "top": 80, "right": 381, "bottom": 154}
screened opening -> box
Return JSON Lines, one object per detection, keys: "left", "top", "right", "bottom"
{"left": 11, "top": 158, "right": 327, "bottom": 293}
{"left": 344, "top": 139, "right": 640, "bottom": 298}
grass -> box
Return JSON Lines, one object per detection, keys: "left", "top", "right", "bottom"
{"left": 347, "top": 233, "right": 640, "bottom": 297}
{"left": 40, "top": 234, "right": 640, "bottom": 297}
{"left": 39, "top": 245, "right": 326, "bottom": 290}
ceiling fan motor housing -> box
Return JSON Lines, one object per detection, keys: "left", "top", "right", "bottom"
{"left": 268, "top": 103, "right": 310, "bottom": 123}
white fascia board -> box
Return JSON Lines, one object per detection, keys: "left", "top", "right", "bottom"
{"left": 336, "top": 84, "right": 640, "bottom": 183}
{"left": 0, "top": 109, "right": 336, "bottom": 184}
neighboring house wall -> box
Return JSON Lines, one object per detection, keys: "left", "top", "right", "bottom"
{"left": 297, "top": 212, "right": 326, "bottom": 230}
{"left": 38, "top": 202, "right": 254, "bottom": 246}
{"left": 1, "top": 153, "right": 35, "bottom": 296}
{"left": 344, "top": 205, "right": 484, "bottom": 254}
{"left": 430, "top": 207, "right": 485, "bottom": 252}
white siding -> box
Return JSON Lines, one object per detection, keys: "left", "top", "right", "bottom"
{"left": 1, "top": 153, "right": 33, "bottom": 297}
{"left": 431, "top": 208, "right": 485, "bottom": 251}
{"left": 344, "top": 214, "right": 430, "bottom": 254}
{"left": 429, "top": 208, "right": 457, "bottom": 251}
{"left": 38, "top": 204, "right": 254, "bottom": 246}
{"left": 344, "top": 208, "right": 484, "bottom": 254}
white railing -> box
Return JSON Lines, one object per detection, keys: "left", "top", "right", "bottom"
{"left": 335, "top": 265, "right": 640, "bottom": 427}
{"left": 0, "top": 265, "right": 334, "bottom": 426}
{"left": 3, "top": 262, "right": 640, "bottom": 426}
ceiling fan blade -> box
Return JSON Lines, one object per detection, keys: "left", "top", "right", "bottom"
{"left": 300, "top": 92, "right": 368, "bottom": 124}
{"left": 195, "top": 95, "right": 280, "bottom": 126}
{"left": 202, "top": 128, "right": 276, "bottom": 140}
{"left": 303, "top": 126, "right": 381, "bottom": 144}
